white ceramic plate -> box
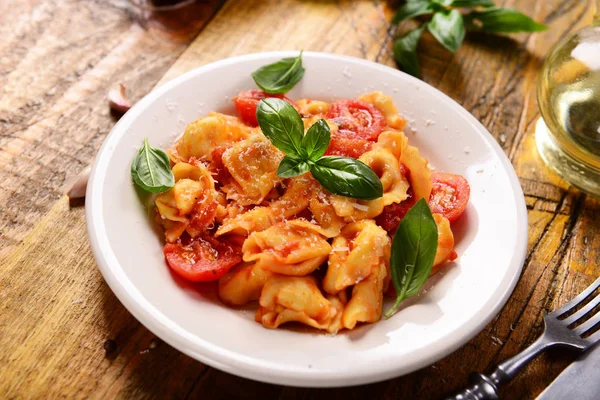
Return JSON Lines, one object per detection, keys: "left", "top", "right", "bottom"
{"left": 86, "top": 52, "right": 527, "bottom": 387}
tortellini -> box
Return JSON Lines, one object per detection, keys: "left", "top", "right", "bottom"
{"left": 432, "top": 213, "right": 456, "bottom": 272}
{"left": 256, "top": 275, "right": 343, "bottom": 333}
{"left": 221, "top": 134, "right": 284, "bottom": 206}
{"left": 218, "top": 262, "right": 272, "bottom": 306}
{"left": 155, "top": 92, "right": 461, "bottom": 334}
{"left": 155, "top": 162, "right": 219, "bottom": 243}
{"left": 242, "top": 220, "right": 331, "bottom": 276}
{"left": 323, "top": 220, "right": 391, "bottom": 295}
{"left": 358, "top": 92, "right": 407, "bottom": 131}
{"left": 171, "top": 112, "right": 251, "bottom": 162}
{"left": 342, "top": 259, "right": 388, "bottom": 329}
{"left": 215, "top": 175, "right": 312, "bottom": 237}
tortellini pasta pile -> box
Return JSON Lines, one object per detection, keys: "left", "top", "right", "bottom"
{"left": 156, "top": 92, "right": 457, "bottom": 333}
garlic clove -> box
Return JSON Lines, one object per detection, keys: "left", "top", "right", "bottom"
{"left": 108, "top": 83, "right": 131, "bottom": 114}
{"left": 64, "top": 165, "right": 92, "bottom": 199}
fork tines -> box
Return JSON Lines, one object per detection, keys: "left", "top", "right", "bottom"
{"left": 551, "top": 277, "right": 600, "bottom": 341}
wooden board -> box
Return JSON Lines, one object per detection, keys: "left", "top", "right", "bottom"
{"left": 0, "top": 0, "right": 598, "bottom": 398}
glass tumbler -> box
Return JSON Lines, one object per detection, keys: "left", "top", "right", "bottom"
{"left": 129, "top": 0, "right": 218, "bottom": 44}
{"left": 536, "top": 2, "right": 600, "bottom": 196}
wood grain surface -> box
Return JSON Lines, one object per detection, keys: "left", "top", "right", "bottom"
{"left": 0, "top": 0, "right": 598, "bottom": 399}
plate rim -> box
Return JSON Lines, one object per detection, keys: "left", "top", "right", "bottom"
{"left": 86, "top": 51, "right": 528, "bottom": 387}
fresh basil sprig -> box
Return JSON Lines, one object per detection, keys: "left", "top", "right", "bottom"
{"left": 251, "top": 51, "right": 305, "bottom": 94}
{"left": 428, "top": 9, "right": 465, "bottom": 53}
{"left": 384, "top": 198, "right": 438, "bottom": 318}
{"left": 464, "top": 7, "right": 548, "bottom": 34}
{"left": 256, "top": 98, "right": 383, "bottom": 200}
{"left": 131, "top": 138, "right": 174, "bottom": 193}
{"left": 392, "top": 0, "right": 547, "bottom": 77}
{"left": 394, "top": 24, "right": 427, "bottom": 78}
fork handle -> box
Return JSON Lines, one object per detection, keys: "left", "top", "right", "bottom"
{"left": 445, "top": 336, "right": 550, "bottom": 400}
{"left": 444, "top": 373, "right": 500, "bottom": 400}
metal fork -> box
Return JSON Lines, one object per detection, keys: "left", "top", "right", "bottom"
{"left": 447, "top": 277, "right": 600, "bottom": 400}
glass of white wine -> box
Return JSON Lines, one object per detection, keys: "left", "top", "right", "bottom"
{"left": 536, "top": 2, "right": 600, "bottom": 196}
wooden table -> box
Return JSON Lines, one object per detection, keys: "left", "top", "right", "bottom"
{"left": 1, "top": 0, "right": 597, "bottom": 398}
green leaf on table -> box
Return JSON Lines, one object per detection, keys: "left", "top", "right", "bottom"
{"left": 384, "top": 198, "right": 438, "bottom": 318}
{"left": 464, "top": 7, "right": 548, "bottom": 33}
{"left": 131, "top": 138, "right": 174, "bottom": 193}
{"left": 256, "top": 98, "right": 304, "bottom": 156}
{"left": 276, "top": 155, "right": 311, "bottom": 178}
{"left": 251, "top": 51, "right": 305, "bottom": 94}
{"left": 428, "top": 9, "right": 466, "bottom": 53}
{"left": 449, "top": 0, "right": 494, "bottom": 7}
{"left": 301, "top": 119, "right": 331, "bottom": 161}
{"left": 311, "top": 156, "right": 383, "bottom": 200}
{"left": 394, "top": 24, "right": 427, "bottom": 78}
{"left": 392, "top": 1, "right": 433, "bottom": 24}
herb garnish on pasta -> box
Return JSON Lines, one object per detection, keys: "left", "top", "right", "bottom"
{"left": 256, "top": 98, "right": 384, "bottom": 200}
{"left": 251, "top": 51, "right": 305, "bottom": 94}
{"left": 131, "top": 138, "right": 174, "bottom": 193}
{"left": 385, "top": 198, "right": 438, "bottom": 318}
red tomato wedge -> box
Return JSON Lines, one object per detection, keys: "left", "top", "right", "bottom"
{"left": 326, "top": 99, "right": 385, "bottom": 141}
{"left": 232, "top": 90, "right": 294, "bottom": 127}
{"left": 164, "top": 236, "right": 241, "bottom": 282}
{"left": 428, "top": 172, "right": 470, "bottom": 223}
{"left": 324, "top": 133, "right": 373, "bottom": 159}
{"left": 375, "top": 198, "right": 414, "bottom": 235}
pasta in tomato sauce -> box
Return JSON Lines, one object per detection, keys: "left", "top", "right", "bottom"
{"left": 154, "top": 91, "right": 468, "bottom": 333}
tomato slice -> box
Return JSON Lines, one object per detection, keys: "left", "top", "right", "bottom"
{"left": 375, "top": 165, "right": 413, "bottom": 234}
{"left": 164, "top": 236, "right": 241, "bottom": 282}
{"left": 326, "top": 99, "right": 386, "bottom": 141}
{"left": 208, "top": 146, "right": 231, "bottom": 186}
{"left": 232, "top": 90, "right": 293, "bottom": 127}
{"left": 428, "top": 172, "right": 470, "bottom": 223}
{"left": 324, "top": 133, "right": 373, "bottom": 159}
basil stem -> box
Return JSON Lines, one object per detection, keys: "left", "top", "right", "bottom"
{"left": 251, "top": 51, "right": 305, "bottom": 94}
{"left": 131, "top": 138, "right": 174, "bottom": 193}
{"left": 385, "top": 198, "right": 438, "bottom": 318}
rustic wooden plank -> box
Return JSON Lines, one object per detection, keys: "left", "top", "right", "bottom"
{"left": 0, "top": 0, "right": 222, "bottom": 398}
{"left": 1, "top": 0, "right": 598, "bottom": 399}
{"left": 0, "top": 0, "right": 221, "bottom": 260}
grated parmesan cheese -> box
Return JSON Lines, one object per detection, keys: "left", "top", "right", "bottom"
{"left": 352, "top": 203, "right": 370, "bottom": 211}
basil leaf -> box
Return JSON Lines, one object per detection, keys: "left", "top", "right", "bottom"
{"left": 392, "top": 1, "right": 433, "bottom": 24}
{"left": 251, "top": 52, "right": 305, "bottom": 94}
{"left": 465, "top": 7, "right": 547, "bottom": 33}
{"left": 301, "top": 119, "right": 331, "bottom": 161}
{"left": 449, "top": 0, "right": 494, "bottom": 7}
{"left": 311, "top": 156, "right": 383, "bottom": 200}
{"left": 256, "top": 98, "right": 304, "bottom": 156}
{"left": 384, "top": 198, "right": 438, "bottom": 318}
{"left": 277, "top": 155, "right": 311, "bottom": 178}
{"left": 428, "top": 9, "right": 465, "bottom": 53}
{"left": 131, "top": 138, "right": 174, "bottom": 193}
{"left": 394, "top": 24, "right": 427, "bottom": 78}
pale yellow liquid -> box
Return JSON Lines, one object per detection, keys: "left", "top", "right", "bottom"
{"left": 537, "top": 18, "right": 600, "bottom": 196}
{"left": 538, "top": 25, "right": 600, "bottom": 169}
